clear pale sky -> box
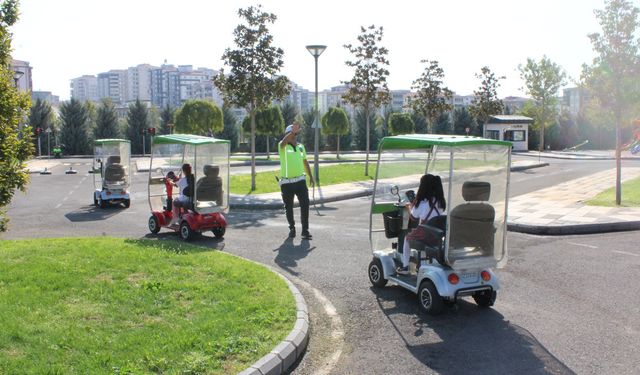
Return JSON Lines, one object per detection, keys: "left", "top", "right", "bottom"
{"left": 11, "top": 0, "right": 619, "bottom": 100}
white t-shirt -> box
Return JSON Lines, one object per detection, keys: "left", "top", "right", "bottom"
{"left": 176, "top": 177, "right": 189, "bottom": 202}
{"left": 411, "top": 198, "right": 442, "bottom": 223}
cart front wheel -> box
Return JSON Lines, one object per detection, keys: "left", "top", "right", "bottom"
{"left": 212, "top": 226, "right": 225, "bottom": 238}
{"left": 418, "top": 280, "right": 443, "bottom": 315}
{"left": 473, "top": 290, "right": 496, "bottom": 308}
{"left": 148, "top": 215, "right": 160, "bottom": 234}
{"left": 368, "top": 258, "right": 388, "bottom": 288}
{"left": 124, "top": 199, "right": 130, "bottom": 208}
{"left": 180, "top": 221, "right": 194, "bottom": 241}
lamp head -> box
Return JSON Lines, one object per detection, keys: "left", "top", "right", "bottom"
{"left": 306, "top": 45, "right": 327, "bottom": 57}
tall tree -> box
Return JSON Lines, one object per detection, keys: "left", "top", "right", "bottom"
{"left": 126, "top": 99, "right": 150, "bottom": 155}
{"left": 175, "top": 99, "right": 223, "bottom": 135}
{"left": 388, "top": 112, "right": 415, "bottom": 135}
{"left": 410, "top": 60, "right": 453, "bottom": 133}
{"left": 321, "top": 106, "right": 350, "bottom": 159}
{"left": 29, "top": 98, "right": 53, "bottom": 154}
{"left": 160, "top": 104, "right": 175, "bottom": 135}
{"left": 342, "top": 25, "right": 391, "bottom": 176}
{"left": 452, "top": 107, "right": 478, "bottom": 135}
{"left": 213, "top": 5, "right": 290, "bottom": 191}
{"left": 469, "top": 66, "right": 505, "bottom": 129}
{"left": 411, "top": 112, "right": 428, "bottom": 134}
{"left": 280, "top": 101, "right": 298, "bottom": 126}
{"left": 433, "top": 112, "right": 453, "bottom": 134}
{"left": 243, "top": 105, "right": 285, "bottom": 159}
{"left": 519, "top": 56, "right": 567, "bottom": 152}
{"left": 59, "top": 98, "right": 90, "bottom": 155}
{"left": 353, "top": 109, "right": 380, "bottom": 152}
{"left": 0, "top": 0, "right": 32, "bottom": 231}
{"left": 216, "top": 105, "right": 240, "bottom": 152}
{"left": 94, "top": 98, "right": 120, "bottom": 139}
{"left": 582, "top": 0, "right": 640, "bottom": 204}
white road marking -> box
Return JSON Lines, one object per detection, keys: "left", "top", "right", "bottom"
{"left": 612, "top": 250, "right": 639, "bottom": 257}
{"left": 292, "top": 276, "right": 344, "bottom": 375}
{"left": 568, "top": 242, "right": 599, "bottom": 249}
{"left": 62, "top": 197, "right": 68, "bottom": 202}
{"left": 55, "top": 203, "right": 61, "bottom": 209}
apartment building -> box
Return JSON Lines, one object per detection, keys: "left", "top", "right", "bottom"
{"left": 70, "top": 75, "right": 99, "bottom": 102}
{"left": 10, "top": 59, "right": 33, "bottom": 93}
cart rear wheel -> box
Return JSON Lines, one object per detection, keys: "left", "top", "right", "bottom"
{"left": 148, "top": 215, "right": 160, "bottom": 234}
{"left": 124, "top": 199, "right": 130, "bottom": 208}
{"left": 418, "top": 280, "right": 443, "bottom": 315}
{"left": 212, "top": 226, "right": 225, "bottom": 238}
{"left": 368, "top": 258, "right": 388, "bottom": 288}
{"left": 473, "top": 290, "right": 496, "bottom": 308}
{"left": 180, "top": 221, "right": 194, "bottom": 241}
{"left": 99, "top": 198, "right": 107, "bottom": 209}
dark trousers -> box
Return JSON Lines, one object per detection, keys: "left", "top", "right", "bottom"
{"left": 281, "top": 179, "right": 309, "bottom": 231}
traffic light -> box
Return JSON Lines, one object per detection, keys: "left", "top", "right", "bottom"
{"left": 35, "top": 127, "right": 42, "bottom": 135}
{"left": 149, "top": 127, "right": 156, "bottom": 136}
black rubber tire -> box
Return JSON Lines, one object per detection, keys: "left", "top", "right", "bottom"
{"left": 368, "top": 258, "right": 388, "bottom": 288}
{"left": 473, "top": 290, "right": 496, "bottom": 308}
{"left": 93, "top": 194, "right": 98, "bottom": 207}
{"left": 99, "top": 198, "right": 107, "bottom": 209}
{"left": 124, "top": 199, "right": 130, "bottom": 208}
{"left": 418, "top": 280, "right": 444, "bottom": 315}
{"left": 180, "top": 221, "right": 194, "bottom": 241}
{"left": 212, "top": 226, "right": 225, "bottom": 238}
{"left": 148, "top": 215, "right": 160, "bottom": 234}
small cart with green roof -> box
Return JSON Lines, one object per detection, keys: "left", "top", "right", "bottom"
{"left": 368, "top": 134, "right": 512, "bottom": 315}
{"left": 93, "top": 139, "right": 131, "bottom": 208}
{"left": 147, "top": 134, "right": 230, "bottom": 241}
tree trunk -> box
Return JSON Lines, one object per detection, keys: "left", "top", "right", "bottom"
{"left": 539, "top": 103, "right": 546, "bottom": 152}
{"left": 336, "top": 134, "right": 341, "bottom": 160}
{"left": 266, "top": 135, "right": 270, "bottom": 160}
{"left": 615, "top": 111, "right": 622, "bottom": 205}
{"left": 250, "top": 108, "right": 256, "bottom": 192}
{"left": 365, "top": 107, "right": 370, "bottom": 176}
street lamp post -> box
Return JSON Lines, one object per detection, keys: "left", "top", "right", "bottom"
{"left": 13, "top": 70, "right": 24, "bottom": 89}
{"left": 45, "top": 128, "right": 52, "bottom": 159}
{"left": 306, "top": 45, "right": 326, "bottom": 186}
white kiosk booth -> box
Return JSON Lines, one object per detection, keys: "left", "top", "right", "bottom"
{"left": 483, "top": 115, "right": 532, "bottom": 151}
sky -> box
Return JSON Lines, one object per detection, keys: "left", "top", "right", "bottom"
{"left": 10, "top": 0, "right": 623, "bottom": 100}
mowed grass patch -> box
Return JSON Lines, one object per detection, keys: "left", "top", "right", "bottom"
{"left": 586, "top": 177, "right": 640, "bottom": 207}
{"left": 0, "top": 238, "right": 295, "bottom": 374}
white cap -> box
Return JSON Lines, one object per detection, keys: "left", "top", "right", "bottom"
{"left": 285, "top": 124, "right": 294, "bottom": 135}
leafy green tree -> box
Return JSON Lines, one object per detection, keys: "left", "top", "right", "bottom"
{"left": 126, "top": 99, "right": 150, "bottom": 154}
{"left": 160, "top": 104, "right": 175, "bottom": 135}
{"left": 243, "top": 106, "right": 284, "bottom": 158}
{"left": 213, "top": 5, "right": 290, "bottom": 191}
{"left": 216, "top": 105, "right": 240, "bottom": 152}
{"left": 469, "top": 66, "right": 505, "bottom": 128}
{"left": 94, "top": 98, "right": 120, "bottom": 139}
{"left": 321, "top": 106, "right": 350, "bottom": 158}
{"left": 28, "top": 98, "right": 53, "bottom": 154}
{"left": 411, "top": 112, "right": 428, "bottom": 133}
{"left": 433, "top": 112, "right": 452, "bottom": 134}
{"left": 59, "top": 98, "right": 90, "bottom": 155}
{"left": 452, "top": 107, "right": 478, "bottom": 135}
{"left": 280, "top": 101, "right": 297, "bottom": 127}
{"left": 300, "top": 110, "right": 322, "bottom": 150}
{"left": 342, "top": 24, "right": 391, "bottom": 176}
{"left": 410, "top": 60, "right": 453, "bottom": 133}
{"left": 84, "top": 100, "right": 97, "bottom": 138}
{"left": 547, "top": 109, "right": 580, "bottom": 150}
{"left": 388, "top": 112, "right": 414, "bottom": 135}
{"left": 519, "top": 56, "right": 567, "bottom": 152}
{"left": 581, "top": 0, "right": 640, "bottom": 204}
{"left": 0, "top": 0, "right": 33, "bottom": 231}
{"left": 175, "top": 99, "right": 223, "bottom": 135}
{"left": 354, "top": 109, "right": 380, "bottom": 152}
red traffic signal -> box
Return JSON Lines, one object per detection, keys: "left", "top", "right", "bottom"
{"left": 149, "top": 127, "right": 156, "bottom": 135}
{"left": 35, "top": 127, "right": 42, "bottom": 135}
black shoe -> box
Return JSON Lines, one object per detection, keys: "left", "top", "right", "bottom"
{"left": 289, "top": 228, "right": 296, "bottom": 238}
{"left": 301, "top": 230, "right": 313, "bottom": 240}
{"left": 396, "top": 266, "right": 409, "bottom": 275}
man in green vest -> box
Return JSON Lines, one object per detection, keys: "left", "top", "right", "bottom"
{"left": 279, "top": 121, "right": 314, "bottom": 239}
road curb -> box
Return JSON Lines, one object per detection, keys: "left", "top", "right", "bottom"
{"left": 238, "top": 269, "right": 309, "bottom": 375}
{"left": 230, "top": 162, "right": 549, "bottom": 210}
{"left": 508, "top": 220, "right": 640, "bottom": 235}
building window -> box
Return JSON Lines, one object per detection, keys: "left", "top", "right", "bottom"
{"left": 486, "top": 130, "right": 500, "bottom": 140}
{"left": 504, "top": 130, "right": 526, "bottom": 142}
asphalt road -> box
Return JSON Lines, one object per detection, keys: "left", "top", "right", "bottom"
{"left": 4, "top": 156, "right": 640, "bottom": 374}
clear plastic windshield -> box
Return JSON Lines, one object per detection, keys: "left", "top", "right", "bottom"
{"left": 93, "top": 142, "right": 131, "bottom": 190}
{"left": 148, "top": 142, "right": 229, "bottom": 214}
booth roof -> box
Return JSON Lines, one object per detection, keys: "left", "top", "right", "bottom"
{"left": 94, "top": 138, "right": 130, "bottom": 145}
{"left": 379, "top": 134, "right": 512, "bottom": 150}
{"left": 152, "top": 134, "right": 230, "bottom": 145}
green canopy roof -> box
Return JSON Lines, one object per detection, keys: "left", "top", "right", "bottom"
{"left": 379, "top": 134, "right": 511, "bottom": 150}
{"left": 152, "top": 134, "right": 230, "bottom": 146}
{"left": 94, "top": 138, "right": 130, "bottom": 145}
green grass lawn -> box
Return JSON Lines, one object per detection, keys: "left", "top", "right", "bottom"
{"left": 0, "top": 238, "right": 295, "bottom": 374}
{"left": 586, "top": 177, "right": 640, "bottom": 207}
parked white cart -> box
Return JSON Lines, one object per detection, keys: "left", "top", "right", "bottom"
{"left": 93, "top": 139, "right": 131, "bottom": 208}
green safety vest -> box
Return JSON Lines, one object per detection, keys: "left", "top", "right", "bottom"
{"left": 279, "top": 143, "right": 307, "bottom": 178}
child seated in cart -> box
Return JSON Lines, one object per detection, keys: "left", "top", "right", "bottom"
{"left": 168, "top": 164, "right": 194, "bottom": 226}
{"left": 397, "top": 174, "right": 446, "bottom": 275}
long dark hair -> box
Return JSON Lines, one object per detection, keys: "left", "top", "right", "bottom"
{"left": 182, "top": 163, "right": 192, "bottom": 176}
{"left": 414, "top": 174, "right": 446, "bottom": 210}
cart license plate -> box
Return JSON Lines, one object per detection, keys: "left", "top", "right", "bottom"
{"left": 461, "top": 272, "right": 478, "bottom": 283}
